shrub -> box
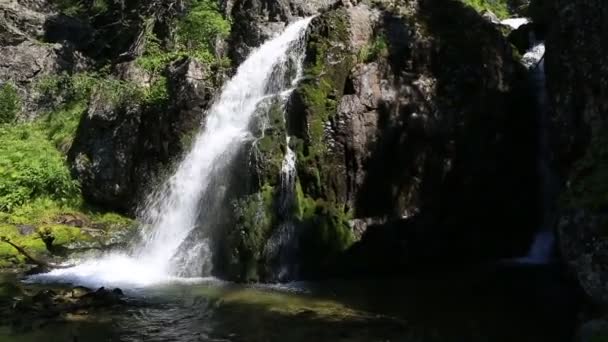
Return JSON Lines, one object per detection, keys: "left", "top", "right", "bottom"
{"left": 137, "top": 0, "right": 231, "bottom": 72}
{"left": 0, "top": 83, "right": 21, "bottom": 124}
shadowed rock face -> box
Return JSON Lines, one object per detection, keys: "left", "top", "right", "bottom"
{"left": 69, "top": 58, "right": 216, "bottom": 212}
{"left": 541, "top": 0, "right": 608, "bottom": 306}
{"left": 216, "top": 0, "right": 541, "bottom": 281}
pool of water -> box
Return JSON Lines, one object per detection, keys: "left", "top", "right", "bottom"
{"left": 0, "top": 264, "right": 580, "bottom": 342}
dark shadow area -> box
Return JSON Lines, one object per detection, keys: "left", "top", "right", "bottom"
{"left": 347, "top": 0, "right": 540, "bottom": 274}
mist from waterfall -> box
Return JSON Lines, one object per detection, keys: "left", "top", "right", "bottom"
{"left": 28, "top": 17, "right": 313, "bottom": 288}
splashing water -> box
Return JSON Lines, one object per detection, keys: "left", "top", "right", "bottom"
{"left": 29, "top": 17, "right": 314, "bottom": 288}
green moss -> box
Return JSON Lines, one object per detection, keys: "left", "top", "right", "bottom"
{"left": 38, "top": 224, "right": 94, "bottom": 247}
{"left": 295, "top": 10, "right": 354, "bottom": 202}
{"left": 0, "top": 198, "right": 134, "bottom": 268}
{"left": 0, "top": 83, "right": 21, "bottom": 124}
{"left": 460, "top": 0, "right": 510, "bottom": 19}
{"left": 0, "top": 224, "right": 47, "bottom": 266}
{"left": 227, "top": 184, "right": 276, "bottom": 282}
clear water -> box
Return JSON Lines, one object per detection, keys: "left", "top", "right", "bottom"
{"left": 1, "top": 265, "right": 578, "bottom": 342}
{"left": 27, "top": 18, "right": 314, "bottom": 288}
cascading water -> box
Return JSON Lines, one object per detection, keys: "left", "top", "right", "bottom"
{"left": 514, "top": 33, "right": 558, "bottom": 265}
{"left": 29, "top": 17, "right": 313, "bottom": 287}
{"left": 259, "top": 38, "right": 308, "bottom": 281}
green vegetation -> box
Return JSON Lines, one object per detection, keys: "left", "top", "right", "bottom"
{"left": 461, "top": 0, "right": 510, "bottom": 19}
{"left": 50, "top": 0, "right": 110, "bottom": 18}
{"left": 0, "top": 198, "right": 135, "bottom": 268}
{"left": 561, "top": 128, "right": 608, "bottom": 210}
{"left": 0, "top": 126, "right": 79, "bottom": 212}
{"left": 0, "top": 72, "right": 141, "bottom": 269}
{"left": 0, "top": 83, "right": 21, "bottom": 124}
{"left": 137, "top": 0, "right": 231, "bottom": 73}
{"left": 358, "top": 34, "right": 389, "bottom": 63}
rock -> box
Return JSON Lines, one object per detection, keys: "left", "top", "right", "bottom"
{"left": 113, "top": 61, "right": 153, "bottom": 88}
{"left": 481, "top": 10, "right": 500, "bottom": 24}
{"left": 577, "top": 319, "right": 608, "bottom": 342}
{"left": 69, "top": 96, "right": 144, "bottom": 211}
{"left": 16, "top": 225, "right": 36, "bottom": 235}
{"left": 0, "top": 40, "right": 88, "bottom": 120}
{"left": 223, "top": 0, "right": 539, "bottom": 280}
{"left": 70, "top": 286, "right": 92, "bottom": 299}
{"left": 544, "top": 0, "right": 608, "bottom": 305}
{"left": 558, "top": 210, "right": 608, "bottom": 305}
{"left": 70, "top": 58, "right": 217, "bottom": 212}
{"left": 0, "top": 0, "right": 49, "bottom": 45}
{"left": 229, "top": 0, "right": 340, "bottom": 63}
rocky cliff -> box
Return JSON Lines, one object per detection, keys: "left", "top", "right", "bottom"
{"left": 217, "top": 0, "right": 540, "bottom": 282}
{"left": 542, "top": 0, "right": 608, "bottom": 307}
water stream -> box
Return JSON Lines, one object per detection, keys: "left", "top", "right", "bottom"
{"left": 515, "top": 34, "right": 558, "bottom": 265}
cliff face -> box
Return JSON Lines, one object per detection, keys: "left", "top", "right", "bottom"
{"left": 218, "top": 0, "right": 539, "bottom": 281}
{"left": 542, "top": 0, "right": 608, "bottom": 306}
{"left": 2, "top": 0, "right": 545, "bottom": 280}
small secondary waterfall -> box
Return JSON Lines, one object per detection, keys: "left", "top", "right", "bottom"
{"left": 261, "top": 39, "right": 308, "bottom": 282}
{"left": 516, "top": 34, "right": 557, "bottom": 265}
{"left": 30, "top": 17, "right": 313, "bottom": 287}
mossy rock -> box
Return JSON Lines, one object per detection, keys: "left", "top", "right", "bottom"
{"left": 224, "top": 185, "right": 276, "bottom": 282}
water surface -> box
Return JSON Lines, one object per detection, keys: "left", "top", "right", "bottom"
{"left": 0, "top": 264, "right": 579, "bottom": 342}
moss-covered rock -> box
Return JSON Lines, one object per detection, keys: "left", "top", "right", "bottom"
{"left": 224, "top": 186, "right": 276, "bottom": 282}
{"left": 0, "top": 202, "right": 135, "bottom": 270}
{"left": 290, "top": 9, "right": 355, "bottom": 203}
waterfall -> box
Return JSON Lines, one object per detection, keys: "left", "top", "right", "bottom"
{"left": 29, "top": 17, "right": 313, "bottom": 287}
{"left": 252, "top": 35, "right": 308, "bottom": 282}
{"left": 514, "top": 33, "right": 557, "bottom": 265}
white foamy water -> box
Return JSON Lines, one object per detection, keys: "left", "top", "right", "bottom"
{"left": 522, "top": 42, "right": 545, "bottom": 69}
{"left": 29, "top": 17, "right": 313, "bottom": 288}
{"left": 501, "top": 17, "right": 529, "bottom": 29}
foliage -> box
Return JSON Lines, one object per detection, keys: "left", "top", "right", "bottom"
{"left": 0, "top": 83, "right": 21, "bottom": 124}
{"left": 137, "top": 0, "right": 231, "bottom": 73}
{"left": 176, "top": 0, "right": 231, "bottom": 54}
{"left": 358, "top": 34, "right": 389, "bottom": 63}
{"left": 461, "top": 0, "right": 510, "bottom": 19}
{"left": 0, "top": 126, "right": 80, "bottom": 212}
{"left": 50, "top": 0, "right": 109, "bottom": 17}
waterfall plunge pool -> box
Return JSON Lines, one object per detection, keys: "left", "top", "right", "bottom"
{"left": 0, "top": 263, "right": 579, "bottom": 342}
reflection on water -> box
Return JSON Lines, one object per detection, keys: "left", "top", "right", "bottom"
{"left": 0, "top": 264, "right": 579, "bottom": 342}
